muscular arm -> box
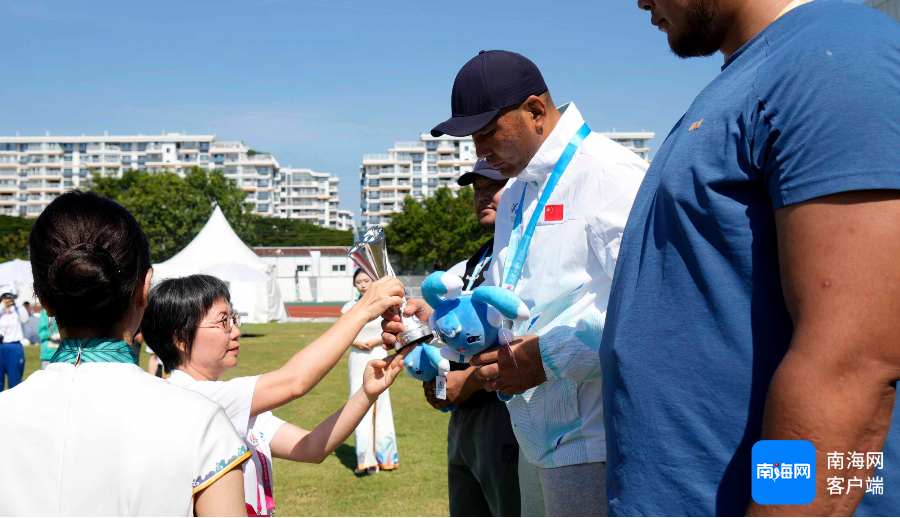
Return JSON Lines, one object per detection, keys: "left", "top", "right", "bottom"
{"left": 747, "top": 191, "right": 900, "bottom": 516}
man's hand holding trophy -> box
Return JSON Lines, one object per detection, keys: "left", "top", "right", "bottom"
{"left": 349, "top": 226, "right": 434, "bottom": 351}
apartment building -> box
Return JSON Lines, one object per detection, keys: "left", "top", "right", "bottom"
{"left": 0, "top": 134, "right": 349, "bottom": 228}
{"left": 358, "top": 130, "right": 655, "bottom": 227}
{"left": 336, "top": 209, "right": 355, "bottom": 232}
{"left": 276, "top": 167, "right": 354, "bottom": 231}
{"left": 360, "top": 135, "right": 478, "bottom": 227}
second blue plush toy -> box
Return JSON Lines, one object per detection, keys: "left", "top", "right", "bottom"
{"left": 404, "top": 344, "right": 456, "bottom": 412}
{"left": 420, "top": 271, "right": 530, "bottom": 402}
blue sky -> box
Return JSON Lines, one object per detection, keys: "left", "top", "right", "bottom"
{"left": 0, "top": 0, "right": 868, "bottom": 213}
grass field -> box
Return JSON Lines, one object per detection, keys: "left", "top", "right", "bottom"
{"left": 19, "top": 323, "right": 452, "bottom": 517}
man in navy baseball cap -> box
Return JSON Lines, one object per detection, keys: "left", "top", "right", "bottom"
{"left": 431, "top": 50, "right": 554, "bottom": 179}
{"left": 432, "top": 50, "right": 548, "bottom": 139}
{"left": 382, "top": 49, "right": 649, "bottom": 516}
{"left": 456, "top": 158, "right": 506, "bottom": 187}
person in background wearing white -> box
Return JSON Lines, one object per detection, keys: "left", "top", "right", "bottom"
{"left": 0, "top": 287, "right": 29, "bottom": 390}
{"left": 141, "top": 273, "right": 409, "bottom": 517}
{"left": 342, "top": 269, "right": 399, "bottom": 475}
{"left": 0, "top": 191, "right": 247, "bottom": 516}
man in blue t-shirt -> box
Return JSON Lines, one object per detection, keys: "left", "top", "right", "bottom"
{"left": 601, "top": 1, "right": 900, "bottom": 516}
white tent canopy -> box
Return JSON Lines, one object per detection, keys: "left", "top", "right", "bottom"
{"left": 153, "top": 206, "right": 288, "bottom": 324}
{"left": 201, "top": 262, "right": 269, "bottom": 283}
{"left": 0, "top": 259, "right": 36, "bottom": 304}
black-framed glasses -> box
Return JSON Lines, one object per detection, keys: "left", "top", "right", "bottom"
{"left": 198, "top": 313, "right": 241, "bottom": 331}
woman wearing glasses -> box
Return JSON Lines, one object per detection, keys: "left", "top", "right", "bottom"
{"left": 141, "top": 273, "right": 408, "bottom": 517}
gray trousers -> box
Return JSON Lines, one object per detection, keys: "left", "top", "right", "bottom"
{"left": 518, "top": 451, "right": 607, "bottom": 517}
{"left": 448, "top": 397, "right": 521, "bottom": 517}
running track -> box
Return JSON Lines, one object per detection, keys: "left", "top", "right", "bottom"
{"left": 286, "top": 305, "right": 344, "bottom": 318}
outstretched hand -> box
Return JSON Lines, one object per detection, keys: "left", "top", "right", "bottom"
{"left": 361, "top": 346, "right": 412, "bottom": 400}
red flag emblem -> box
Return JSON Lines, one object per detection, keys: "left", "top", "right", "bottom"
{"left": 544, "top": 204, "right": 564, "bottom": 222}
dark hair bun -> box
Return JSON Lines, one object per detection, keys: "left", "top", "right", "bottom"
{"left": 29, "top": 191, "right": 152, "bottom": 331}
{"left": 46, "top": 243, "right": 124, "bottom": 318}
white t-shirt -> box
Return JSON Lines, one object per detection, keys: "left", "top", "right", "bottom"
{"left": 0, "top": 305, "right": 29, "bottom": 343}
{"left": 0, "top": 362, "right": 250, "bottom": 516}
{"left": 168, "top": 370, "right": 286, "bottom": 517}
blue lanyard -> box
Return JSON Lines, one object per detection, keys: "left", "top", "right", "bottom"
{"left": 50, "top": 337, "right": 139, "bottom": 365}
{"left": 502, "top": 123, "right": 590, "bottom": 290}
{"left": 466, "top": 247, "right": 492, "bottom": 291}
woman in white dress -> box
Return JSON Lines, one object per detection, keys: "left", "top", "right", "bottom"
{"left": 0, "top": 192, "right": 247, "bottom": 516}
{"left": 342, "top": 269, "right": 399, "bottom": 475}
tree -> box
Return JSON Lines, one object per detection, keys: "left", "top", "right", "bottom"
{"left": 0, "top": 215, "right": 32, "bottom": 262}
{"left": 89, "top": 167, "right": 256, "bottom": 262}
{"left": 384, "top": 187, "right": 489, "bottom": 272}
{"left": 251, "top": 217, "right": 353, "bottom": 247}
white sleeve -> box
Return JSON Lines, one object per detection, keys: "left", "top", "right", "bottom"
{"left": 186, "top": 375, "right": 260, "bottom": 437}
{"left": 16, "top": 307, "right": 28, "bottom": 324}
{"left": 253, "top": 411, "right": 287, "bottom": 445}
{"left": 191, "top": 404, "right": 252, "bottom": 494}
{"left": 586, "top": 160, "right": 646, "bottom": 279}
{"left": 341, "top": 300, "right": 356, "bottom": 315}
{"left": 538, "top": 306, "right": 605, "bottom": 383}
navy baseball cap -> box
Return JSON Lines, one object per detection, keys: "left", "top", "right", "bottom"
{"left": 457, "top": 159, "right": 506, "bottom": 186}
{"left": 431, "top": 50, "right": 548, "bottom": 138}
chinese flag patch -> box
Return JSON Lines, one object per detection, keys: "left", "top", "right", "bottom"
{"left": 544, "top": 204, "right": 564, "bottom": 222}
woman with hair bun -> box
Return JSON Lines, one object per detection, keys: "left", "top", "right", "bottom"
{"left": 0, "top": 191, "right": 248, "bottom": 516}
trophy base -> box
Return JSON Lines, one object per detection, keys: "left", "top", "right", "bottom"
{"left": 397, "top": 321, "right": 434, "bottom": 350}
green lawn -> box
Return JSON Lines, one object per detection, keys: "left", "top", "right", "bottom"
{"left": 20, "top": 323, "right": 451, "bottom": 517}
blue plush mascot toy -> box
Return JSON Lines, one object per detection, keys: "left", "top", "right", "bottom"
{"left": 420, "top": 271, "right": 530, "bottom": 402}
{"left": 403, "top": 344, "right": 457, "bottom": 412}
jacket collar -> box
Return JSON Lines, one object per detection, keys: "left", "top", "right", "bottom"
{"left": 517, "top": 102, "right": 584, "bottom": 184}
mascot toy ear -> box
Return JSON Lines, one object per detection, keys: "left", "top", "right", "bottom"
{"left": 422, "top": 344, "right": 451, "bottom": 375}
{"left": 471, "top": 286, "right": 530, "bottom": 322}
{"left": 421, "top": 271, "right": 464, "bottom": 310}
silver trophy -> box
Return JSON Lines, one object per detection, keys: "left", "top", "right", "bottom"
{"left": 349, "top": 226, "right": 434, "bottom": 350}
